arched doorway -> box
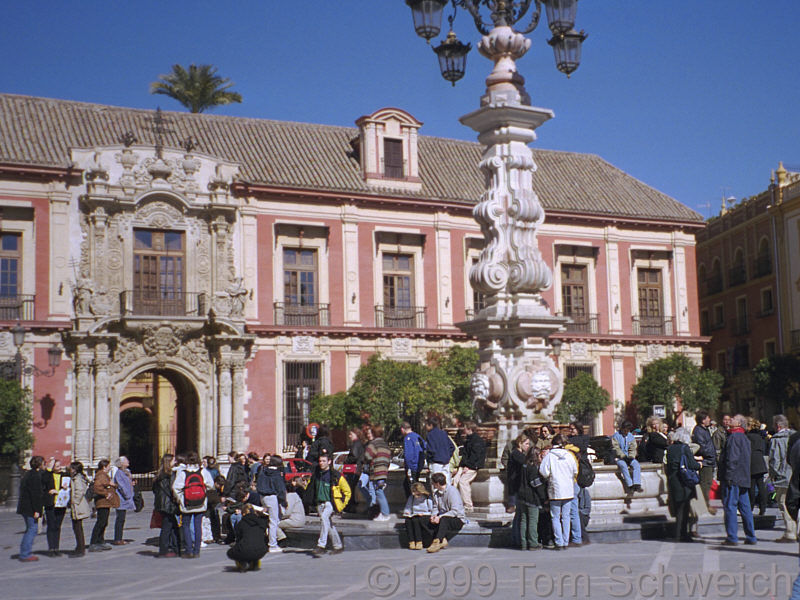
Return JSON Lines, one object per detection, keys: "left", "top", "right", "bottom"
{"left": 119, "top": 368, "right": 199, "bottom": 472}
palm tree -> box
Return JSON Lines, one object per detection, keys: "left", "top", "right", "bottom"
{"left": 150, "top": 64, "right": 243, "bottom": 113}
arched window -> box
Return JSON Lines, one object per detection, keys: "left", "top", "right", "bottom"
{"left": 730, "top": 248, "right": 746, "bottom": 286}
{"left": 708, "top": 258, "right": 723, "bottom": 295}
{"left": 756, "top": 238, "right": 771, "bottom": 277}
{"left": 698, "top": 264, "right": 707, "bottom": 297}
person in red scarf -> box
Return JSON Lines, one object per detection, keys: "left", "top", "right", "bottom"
{"left": 719, "top": 414, "right": 757, "bottom": 546}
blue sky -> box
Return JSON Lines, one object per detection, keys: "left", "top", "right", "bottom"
{"left": 2, "top": 1, "right": 798, "bottom": 219}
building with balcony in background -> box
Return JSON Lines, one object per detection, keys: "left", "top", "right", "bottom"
{"left": 696, "top": 163, "right": 800, "bottom": 419}
{"left": 0, "top": 94, "right": 706, "bottom": 471}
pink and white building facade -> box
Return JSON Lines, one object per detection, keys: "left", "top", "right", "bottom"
{"left": 0, "top": 94, "right": 705, "bottom": 470}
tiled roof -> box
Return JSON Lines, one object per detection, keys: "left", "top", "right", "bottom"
{"left": 0, "top": 94, "right": 702, "bottom": 223}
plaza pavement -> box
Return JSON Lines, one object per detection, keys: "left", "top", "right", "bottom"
{"left": 1, "top": 500, "right": 798, "bottom": 600}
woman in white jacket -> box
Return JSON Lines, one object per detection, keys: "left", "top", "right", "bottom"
{"left": 539, "top": 434, "right": 578, "bottom": 551}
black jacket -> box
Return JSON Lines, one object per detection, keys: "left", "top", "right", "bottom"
{"left": 747, "top": 430, "right": 767, "bottom": 476}
{"left": 17, "top": 469, "right": 43, "bottom": 518}
{"left": 227, "top": 513, "right": 269, "bottom": 562}
{"left": 256, "top": 467, "right": 287, "bottom": 506}
{"left": 41, "top": 469, "right": 56, "bottom": 509}
{"left": 307, "top": 436, "right": 335, "bottom": 464}
{"left": 153, "top": 472, "right": 177, "bottom": 515}
{"left": 224, "top": 462, "right": 249, "bottom": 496}
{"left": 460, "top": 433, "right": 487, "bottom": 470}
{"left": 666, "top": 442, "right": 699, "bottom": 504}
{"left": 506, "top": 449, "right": 527, "bottom": 496}
{"left": 345, "top": 439, "right": 366, "bottom": 475}
{"left": 645, "top": 432, "right": 669, "bottom": 464}
{"left": 517, "top": 462, "right": 547, "bottom": 506}
{"left": 691, "top": 424, "right": 716, "bottom": 467}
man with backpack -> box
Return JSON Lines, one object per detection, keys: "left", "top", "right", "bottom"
{"left": 425, "top": 417, "right": 455, "bottom": 486}
{"left": 172, "top": 451, "right": 214, "bottom": 558}
{"left": 401, "top": 422, "right": 426, "bottom": 497}
{"left": 565, "top": 437, "right": 592, "bottom": 546}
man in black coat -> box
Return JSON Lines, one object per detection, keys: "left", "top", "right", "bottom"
{"left": 453, "top": 422, "right": 486, "bottom": 512}
{"left": 17, "top": 455, "right": 45, "bottom": 562}
{"left": 692, "top": 410, "right": 717, "bottom": 515}
{"left": 719, "top": 414, "right": 757, "bottom": 546}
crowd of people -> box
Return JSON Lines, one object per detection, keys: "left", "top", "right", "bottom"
{"left": 15, "top": 411, "right": 799, "bottom": 565}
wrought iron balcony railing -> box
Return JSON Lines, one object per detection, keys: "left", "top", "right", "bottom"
{"left": 728, "top": 265, "right": 747, "bottom": 287}
{"left": 703, "top": 275, "right": 723, "bottom": 296}
{"left": 274, "top": 302, "right": 330, "bottom": 326}
{"left": 632, "top": 315, "right": 675, "bottom": 336}
{"left": 753, "top": 256, "right": 772, "bottom": 278}
{"left": 556, "top": 312, "right": 599, "bottom": 334}
{"left": 375, "top": 305, "right": 427, "bottom": 329}
{"left": 0, "top": 294, "right": 34, "bottom": 321}
{"left": 120, "top": 290, "right": 207, "bottom": 317}
{"left": 730, "top": 315, "right": 750, "bottom": 336}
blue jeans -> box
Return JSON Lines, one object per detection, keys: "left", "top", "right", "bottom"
{"left": 183, "top": 513, "right": 203, "bottom": 555}
{"left": 616, "top": 458, "right": 641, "bottom": 487}
{"left": 20, "top": 515, "right": 37, "bottom": 559}
{"left": 317, "top": 502, "right": 342, "bottom": 549}
{"left": 723, "top": 484, "right": 756, "bottom": 543}
{"left": 792, "top": 572, "right": 800, "bottom": 600}
{"left": 550, "top": 498, "right": 571, "bottom": 548}
{"left": 357, "top": 473, "right": 373, "bottom": 507}
{"left": 569, "top": 483, "right": 582, "bottom": 543}
{"left": 374, "top": 479, "right": 390, "bottom": 516}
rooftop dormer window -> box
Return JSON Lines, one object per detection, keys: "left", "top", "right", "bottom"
{"left": 355, "top": 108, "right": 422, "bottom": 192}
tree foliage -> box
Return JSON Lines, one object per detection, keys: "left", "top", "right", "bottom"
{"left": 753, "top": 354, "right": 800, "bottom": 410}
{"left": 631, "top": 353, "right": 723, "bottom": 424}
{"left": 150, "top": 64, "right": 243, "bottom": 113}
{"left": 0, "top": 379, "right": 33, "bottom": 461}
{"left": 554, "top": 371, "right": 611, "bottom": 424}
{"left": 309, "top": 346, "right": 479, "bottom": 434}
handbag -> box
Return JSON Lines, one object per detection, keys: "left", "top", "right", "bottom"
{"left": 678, "top": 451, "right": 700, "bottom": 487}
{"left": 133, "top": 490, "right": 144, "bottom": 513}
{"left": 150, "top": 509, "right": 163, "bottom": 529}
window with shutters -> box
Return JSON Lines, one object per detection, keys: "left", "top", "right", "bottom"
{"left": 384, "top": 138, "right": 404, "bottom": 179}
{"left": 561, "top": 264, "right": 587, "bottom": 316}
{"left": 0, "top": 233, "right": 20, "bottom": 299}
{"left": 133, "top": 229, "right": 185, "bottom": 316}
{"left": 637, "top": 268, "right": 663, "bottom": 317}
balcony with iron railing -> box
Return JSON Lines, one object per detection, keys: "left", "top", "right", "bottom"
{"left": 0, "top": 294, "right": 35, "bottom": 321}
{"left": 728, "top": 265, "right": 747, "bottom": 287}
{"left": 753, "top": 256, "right": 772, "bottom": 278}
{"left": 556, "top": 312, "right": 599, "bottom": 334}
{"left": 375, "top": 305, "right": 427, "bottom": 329}
{"left": 120, "top": 290, "right": 207, "bottom": 317}
{"left": 730, "top": 314, "right": 750, "bottom": 336}
{"left": 703, "top": 274, "right": 723, "bottom": 296}
{"left": 632, "top": 315, "right": 675, "bottom": 336}
{"left": 274, "top": 302, "right": 330, "bottom": 326}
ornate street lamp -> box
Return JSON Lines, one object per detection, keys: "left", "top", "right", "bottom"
{"left": 405, "top": 0, "right": 588, "bottom": 455}
{"left": 407, "top": 0, "right": 587, "bottom": 83}
{"left": 8, "top": 323, "right": 62, "bottom": 379}
{"left": 406, "top": 0, "right": 448, "bottom": 41}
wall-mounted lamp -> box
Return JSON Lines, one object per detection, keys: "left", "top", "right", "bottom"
{"left": 351, "top": 292, "right": 357, "bottom": 304}
{"left": 550, "top": 338, "right": 562, "bottom": 358}
{"left": 445, "top": 296, "right": 450, "bottom": 307}
{"left": 614, "top": 304, "right": 619, "bottom": 314}
{"left": 6, "top": 322, "right": 62, "bottom": 379}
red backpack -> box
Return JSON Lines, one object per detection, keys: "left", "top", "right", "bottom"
{"left": 183, "top": 469, "right": 206, "bottom": 508}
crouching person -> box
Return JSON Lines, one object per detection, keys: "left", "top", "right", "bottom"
{"left": 426, "top": 472, "right": 466, "bottom": 553}
{"left": 226, "top": 504, "right": 268, "bottom": 572}
{"left": 277, "top": 480, "right": 306, "bottom": 544}
{"left": 306, "top": 451, "right": 351, "bottom": 555}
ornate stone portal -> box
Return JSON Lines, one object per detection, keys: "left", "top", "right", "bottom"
{"left": 64, "top": 139, "right": 255, "bottom": 466}
{"left": 457, "top": 24, "right": 567, "bottom": 457}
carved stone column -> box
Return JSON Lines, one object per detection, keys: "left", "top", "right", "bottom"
{"left": 217, "top": 357, "right": 233, "bottom": 456}
{"left": 458, "top": 25, "right": 565, "bottom": 443}
{"left": 93, "top": 343, "right": 111, "bottom": 460}
{"left": 74, "top": 348, "right": 94, "bottom": 464}
{"left": 231, "top": 353, "right": 246, "bottom": 452}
